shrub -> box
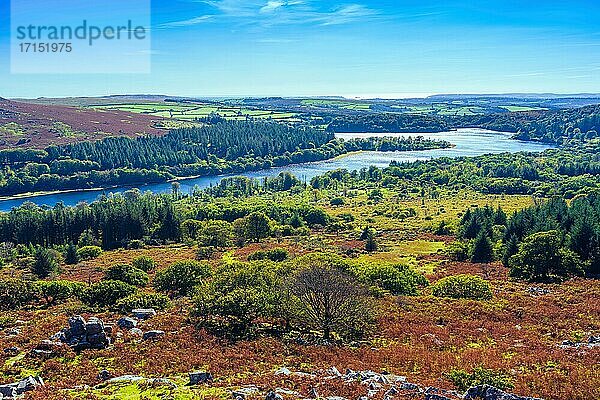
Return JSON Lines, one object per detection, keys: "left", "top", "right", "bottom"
{"left": 104, "top": 264, "right": 149, "bottom": 287}
{"left": 196, "top": 246, "right": 215, "bottom": 260}
{"left": 82, "top": 280, "right": 137, "bottom": 307}
{"left": 471, "top": 232, "right": 494, "bottom": 263}
{"left": 447, "top": 366, "right": 514, "bottom": 392}
{"left": 37, "top": 280, "right": 85, "bottom": 306}
{"left": 77, "top": 246, "right": 103, "bottom": 261}
{"left": 115, "top": 292, "right": 171, "bottom": 313}
{"left": 351, "top": 262, "right": 428, "bottom": 296}
{"left": 33, "top": 247, "right": 59, "bottom": 278}
{"left": 192, "top": 261, "right": 283, "bottom": 338}
{"left": 509, "top": 230, "right": 583, "bottom": 282}
{"left": 431, "top": 274, "right": 492, "bottom": 300}
{"left": 197, "top": 220, "right": 233, "bottom": 248}
{"left": 248, "top": 248, "right": 289, "bottom": 262}
{"left": 0, "top": 279, "right": 39, "bottom": 310}
{"left": 64, "top": 243, "right": 79, "bottom": 265}
{"left": 132, "top": 255, "right": 156, "bottom": 272}
{"left": 445, "top": 241, "right": 471, "bottom": 262}
{"left": 154, "top": 260, "right": 211, "bottom": 297}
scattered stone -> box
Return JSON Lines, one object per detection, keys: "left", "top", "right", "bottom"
{"left": 97, "top": 370, "right": 113, "bottom": 381}
{"left": 0, "top": 376, "right": 44, "bottom": 398}
{"left": 106, "top": 375, "right": 146, "bottom": 384}
{"left": 5, "top": 327, "right": 21, "bottom": 337}
{"left": 465, "top": 385, "right": 544, "bottom": 400}
{"left": 559, "top": 335, "right": 600, "bottom": 349}
{"left": 147, "top": 378, "right": 177, "bottom": 389}
{"left": 327, "top": 366, "right": 342, "bottom": 377}
{"left": 274, "top": 367, "right": 292, "bottom": 376}
{"left": 232, "top": 385, "right": 260, "bottom": 399}
{"left": 117, "top": 317, "right": 138, "bottom": 330}
{"left": 526, "top": 287, "right": 550, "bottom": 296}
{"left": 266, "top": 390, "right": 284, "bottom": 400}
{"left": 3, "top": 346, "right": 20, "bottom": 355}
{"left": 309, "top": 387, "right": 319, "bottom": 399}
{"left": 130, "top": 328, "right": 144, "bottom": 337}
{"left": 384, "top": 386, "right": 398, "bottom": 397}
{"left": 399, "top": 382, "right": 422, "bottom": 392}
{"left": 425, "top": 394, "right": 452, "bottom": 400}
{"left": 142, "top": 330, "right": 165, "bottom": 341}
{"left": 29, "top": 340, "right": 64, "bottom": 358}
{"left": 132, "top": 309, "right": 156, "bottom": 319}
{"left": 189, "top": 371, "right": 213, "bottom": 385}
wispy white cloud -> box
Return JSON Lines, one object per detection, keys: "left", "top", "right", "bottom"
{"left": 190, "top": 0, "right": 380, "bottom": 27}
{"left": 161, "top": 15, "right": 213, "bottom": 27}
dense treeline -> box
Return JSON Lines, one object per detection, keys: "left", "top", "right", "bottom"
{"left": 324, "top": 104, "right": 600, "bottom": 145}
{"left": 453, "top": 105, "right": 600, "bottom": 144}
{"left": 458, "top": 195, "right": 600, "bottom": 280}
{"left": 0, "top": 120, "right": 448, "bottom": 197}
{"left": 326, "top": 113, "right": 450, "bottom": 133}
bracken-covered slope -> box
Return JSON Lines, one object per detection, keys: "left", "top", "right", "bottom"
{"left": 0, "top": 98, "right": 166, "bottom": 149}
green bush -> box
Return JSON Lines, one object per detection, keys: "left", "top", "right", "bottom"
{"left": 132, "top": 255, "right": 156, "bottom": 272}
{"left": 431, "top": 274, "right": 492, "bottom": 300}
{"left": 37, "top": 280, "right": 85, "bottom": 306}
{"left": 0, "top": 279, "right": 39, "bottom": 310}
{"left": 447, "top": 366, "right": 514, "bottom": 392}
{"left": 33, "top": 247, "right": 59, "bottom": 278}
{"left": 82, "top": 280, "right": 137, "bottom": 307}
{"left": 445, "top": 241, "right": 471, "bottom": 262}
{"left": 154, "top": 260, "right": 211, "bottom": 297}
{"left": 104, "top": 264, "right": 149, "bottom": 287}
{"left": 77, "top": 246, "right": 103, "bottom": 261}
{"left": 351, "top": 262, "right": 428, "bottom": 296}
{"left": 115, "top": 292, "right": 171, "bottom": 313}
{"left": 248, "top": 248, "right": 289, "bottom": 262}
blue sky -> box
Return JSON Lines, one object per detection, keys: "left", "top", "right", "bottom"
{"left": 1, "top": 0, "right": 600, "bottom": 98}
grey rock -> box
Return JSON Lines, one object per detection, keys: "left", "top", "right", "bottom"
{"left": 0, "top": 385, "right": 17, "bottom": 398}
{"left": 327, "top": 366, "right": 342, "bottom": 377}
{"left": 3, "top": 346, "right": 20, "bottom": 355}
{"left": 118, "top": 317, "right": 137, "bottom": 330}
{"left": 68, "top": 316, "right": 86, "bottom": 336}
{"left": 266, "top": 391, "right": 284, "bottom": 400}
{"left": 189, "top": 371, "right": 213, "bottom": 385}
{"left": 309, "top": 387, "right": 319, "bottom": 399}
{"left": 85, "top": 317, "right": 104, "bottom": 335}
{"left": 132, "top": 309, "right": 156, "bottom": 319}
{"left": 384, "top": 386, "right": 398, "bottom": 396}
{"left": 106, "top": 375, "right": 146, "bottom": 384}
{"left": 274, "top": 367, "right": 292, "bottom": 376}
{"left": 130, "top": 328, "right": 144, "bottom": 337}
{"left": 0, "top": 376, "right": 44, "bottom": 398}
{"left": 464, "top": 385, "right": 544, "bottom": 400}
{"left": 97, "top": 370, "right": 113, "bottom": 381}
{"left": 425, "top": 395, "right": 452, "bottom": 400}
{"left": 399, "top": 382, "right": 421, "bottom": 391}
{"left": 142, "top": 330, "right": 165, "bottom": 340}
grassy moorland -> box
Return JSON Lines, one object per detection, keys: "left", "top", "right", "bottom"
{"left": 0, "top": 177, "right": 598, "bottom": 399}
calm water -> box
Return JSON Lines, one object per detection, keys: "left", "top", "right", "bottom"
{"left": 0, "top": 128, "right": 554, "bottom": 211}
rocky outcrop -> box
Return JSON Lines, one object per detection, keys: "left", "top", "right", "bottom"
{"left": 0, "top": 376, "right": 44, "bottom": 398}
{"left": 189, "top": 371, "right": 213, "bottom": 385}
{"left": 559, "top": 335, "right": 600, "bottom": 349}
{"left": 53, "top": 316, "right": 111, "bottom": 351}
{"left": 465, "top": 385, "right": 544, "bottom": 400}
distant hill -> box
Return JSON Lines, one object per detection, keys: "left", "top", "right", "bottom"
{"left": 0, "top": 98, "right": 166, "bottom": 149}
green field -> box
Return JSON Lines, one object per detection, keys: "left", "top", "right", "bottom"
{"left": 90, "top": 102, "right": 300, "bottom": 123}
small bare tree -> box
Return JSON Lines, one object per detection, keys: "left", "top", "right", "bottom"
{"left": 289, "top": 253, "right": 373, "bottom": 340}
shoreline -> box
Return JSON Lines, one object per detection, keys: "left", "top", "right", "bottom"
{"left": 0, "top": 128, "right": 539, "bottom": 204}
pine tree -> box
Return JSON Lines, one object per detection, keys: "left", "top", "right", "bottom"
{"left": 471, "top": 231, "right": 494, "bottom": 263}
{"left": 502, "top": 235, "right": 519, "bottom": 267}
{"left": 65, "top": 243, "right": 79, "bottom": 265}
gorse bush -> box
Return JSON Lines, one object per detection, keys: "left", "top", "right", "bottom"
{"left": 431, "top": 274, "right": 492, "bottom": 300}
{"left": 0, "top": 279, "right": 39, "bottom": 310}
{"left": 247, "top": 248, "right": 289, "bottom": 262}
{"left": 132, "top": 255, "right": 156, "bottom": 272}
{"left": 154, "top": 260, "right": 211, "bottom": 297}
{"left": 82, "top": 280, "right": 137, "bottom": 307}
{"left": 115, "top": 292, "right": 171, "bottom": 313}
{"left": 350, "top": 262, "right": 428, "bottom": 296}
{"left": 37, "top": 280, "right": 85, "bottom": 306}
{"left": 104, "top": 264, "right": 149, "bottom": 287}
{"left": 447, "top": 366, "right": 514, "bottom": 392}
{"left": 77, "top": 246, "right": 103, "bottom": 261}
